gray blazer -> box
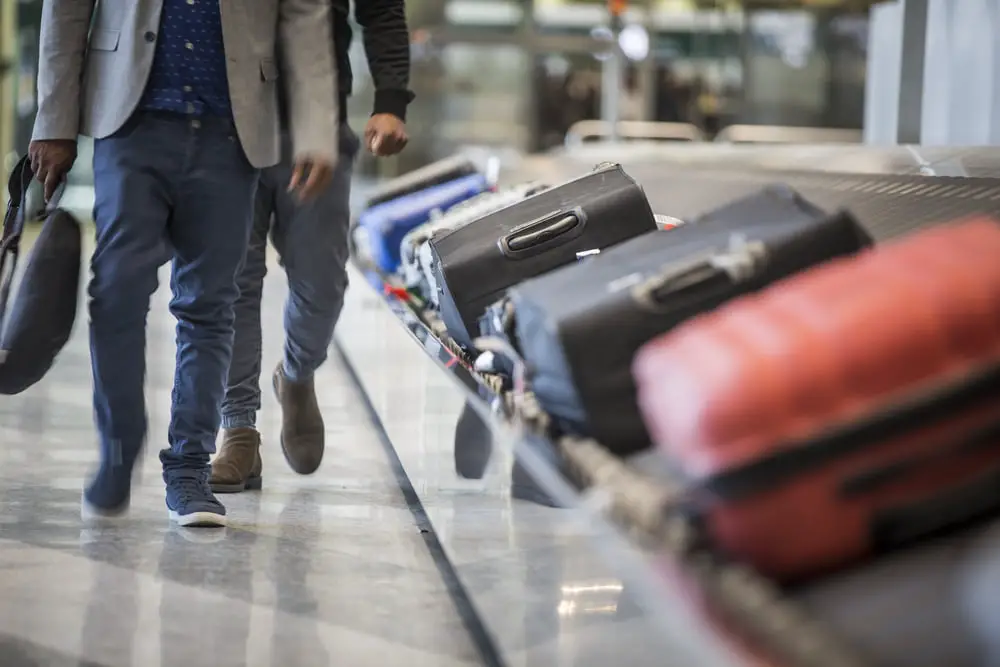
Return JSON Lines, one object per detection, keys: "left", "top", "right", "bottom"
{"left": 31, "top": 0, "right": 338, "bottom": 168}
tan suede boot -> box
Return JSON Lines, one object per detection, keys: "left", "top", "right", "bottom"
{"left": 272, "top": 364, "right": 325, "bottom": 475}
{"left": 209, "top": 428, "right": 263, "bottom": 493}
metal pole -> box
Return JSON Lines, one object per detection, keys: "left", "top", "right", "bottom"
{"left": 520, "top": 0, "right": 540, "bottom": 153}
{"left": 638, "top": 0, "right": 655, "bottom": 122}
{"left": 896, "top": 0, "right": 929, "bottom": 144}
{"left": 0, "top": 0, "right": 16, "bottom": 183}
{"left": 601, "top": 0, "right": 626, "bottom": 142}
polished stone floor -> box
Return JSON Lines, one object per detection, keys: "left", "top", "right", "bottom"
{"left": 334, "top": 266, "right": 742, "bottom": 667}
{"left": 0, "top": 257, "right": 482, "bottom": 666}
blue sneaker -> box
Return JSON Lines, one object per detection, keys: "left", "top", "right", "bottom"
{"left": 82, "top": 464, "right": 133, "bottom": 521}
{"left": 164, "top": 469, "right": 227, "bottom": 527}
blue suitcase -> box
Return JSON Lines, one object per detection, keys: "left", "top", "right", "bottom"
{"left": 359, "top": 173, "right": 489, "bottom": 273}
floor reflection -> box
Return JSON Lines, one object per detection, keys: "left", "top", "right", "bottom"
{"left": 79, "top": 526, "right": 141, "bottom": 666}
{"left": 0, "top": 257, "right": 480, "bottom": 666}
{"left": 452, "top": 396, "right": 562, "bottom": 508}
{"left": 269, "top": 490, "right": 328, "bottom": 666}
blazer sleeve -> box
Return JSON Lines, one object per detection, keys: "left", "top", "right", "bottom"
{"left": 31, "top": 0, "right": 96, "bottom": 142}
{"left": 278, "top": 0, "right": 339, "bottom": 164}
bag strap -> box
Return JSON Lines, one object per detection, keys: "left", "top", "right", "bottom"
{"left": 0, "top": 155, "right": 62, "bottom": 334}
{"left": 0, "top": 156, "right": 37, "bottom": 329}
{"left": 1, "top": 155, "right": 35, "bottom": 252}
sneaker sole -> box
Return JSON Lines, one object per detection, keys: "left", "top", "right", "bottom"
{"left": 81, "top": 494, "right": 129, "bottom": 522}
{"left": 210, "top": 476, "right": 263, "bottom": 494}
{"left": 169, "top": 510, "right": 227, "bottom": 527}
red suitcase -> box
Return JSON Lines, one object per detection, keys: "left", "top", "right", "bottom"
{"left": 633, "top": 217, "right": 1000, "bottom": 582}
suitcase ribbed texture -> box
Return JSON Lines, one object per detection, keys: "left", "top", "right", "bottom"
{"left": 633, "top": 218, "right": 1000, "bottom": 581}
{"left": 635, "top": 218, "right": 1000, "bottom": 471}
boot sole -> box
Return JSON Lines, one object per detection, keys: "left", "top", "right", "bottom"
{"left": 280, "top": 436, "right": 324, "bottom": 475}
{"left": 210, "top": 476, "right": 262, "bottom": 494}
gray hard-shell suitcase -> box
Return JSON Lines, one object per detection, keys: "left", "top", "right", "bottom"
{"left": 400, "top": 181, "right": 549, "bottom": 304}
{"left": 431, "top": 162, "right": 658, "bottom": 350}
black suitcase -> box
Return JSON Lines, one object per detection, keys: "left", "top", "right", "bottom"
{"left": 431, "top": 163, "right": 658, "bottom": 350}
{"left": 363, "top": 155, "right": 479, "bottom": 209}
{"left": 499, "top": 185, "right": 872, "bottom": 455}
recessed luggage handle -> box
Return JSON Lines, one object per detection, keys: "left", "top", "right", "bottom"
{"left": 632, "top": 236, "right": 768, "bottom": 312}
{"left": 499, "top": 208, "right": 585, "bottom": 257}
{"left": 871, "top": 461, "right": 1000, "bottom": 553}
{"left": 842, "top": 416, "right": 1000, "bottom": 498}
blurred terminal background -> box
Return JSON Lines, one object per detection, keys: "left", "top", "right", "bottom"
{"left": 2, "top": 0, "right": 999, "bottom": 204}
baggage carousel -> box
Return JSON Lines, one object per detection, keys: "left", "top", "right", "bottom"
{"left": 334, "top": 145, "right": 1000, "bottom": 667}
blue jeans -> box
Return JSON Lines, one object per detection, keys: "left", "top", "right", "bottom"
{"left": 220, "top": 128, "right": 358, "bottom": 429}
{"left": 90, "top": 111, "right": 258, "bottom": 473}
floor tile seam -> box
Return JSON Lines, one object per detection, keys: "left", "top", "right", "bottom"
{"left": 332, "top": 342, "right": 505, "bottom": 667}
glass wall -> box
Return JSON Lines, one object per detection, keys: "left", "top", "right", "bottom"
{"left": 0, "top": 0, "right": 873, "bottom": 190}
{"left": 388, "top": 0, "right": 869, "bottom": 157}
{"left": 741, "top": 7, "right": 867, "bottom": 128}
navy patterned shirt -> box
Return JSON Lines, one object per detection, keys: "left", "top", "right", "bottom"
{"left": 139, "top": 0, "right": 232, "bottom": 116}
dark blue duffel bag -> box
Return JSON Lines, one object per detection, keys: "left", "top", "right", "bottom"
{"left": 0, "top": 155, "right": 82, "bottom": 395}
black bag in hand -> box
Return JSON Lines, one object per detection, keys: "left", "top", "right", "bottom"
{"left": 0, "top": 155, "right": 82, "bottom": 395}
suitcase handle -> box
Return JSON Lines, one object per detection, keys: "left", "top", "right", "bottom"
{"left": 871, "top": 462, "right": 1000, "bottom": 553}
{"left": 499, "top": 209, "right": 584, "bottom": 257}
{"left": 703, "top": 360, "right": 1000, "bottom": 501}
{"left": 632, "top": 237, "right": 768, "bottom": 312}
{"left": 841, "top": 415, "right": 1000, "bottom": 498}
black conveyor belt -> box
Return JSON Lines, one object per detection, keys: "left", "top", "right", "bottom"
{"left": 630, "top": 168, "right": 1000, "bottom": 240}
{"left": 513, "top": 154, "right": 1000, "bottom": 241}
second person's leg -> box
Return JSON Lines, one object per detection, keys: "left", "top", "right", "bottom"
{"left": 210, "top": 169, "right": 282, "bottom": 493}
{"left": 271, "top": 130, "right": 357, "bottom": 474}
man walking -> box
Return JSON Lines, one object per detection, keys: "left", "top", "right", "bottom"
{"left": 29, "top": 1, "right": 339, "bottom": 527}
{"left": 209, "top": 0, "right": 413, "bottom": 492}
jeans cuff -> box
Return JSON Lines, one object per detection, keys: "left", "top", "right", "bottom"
{"left": 221, "top": 411, "right": 257, "bottom": 430}
{"left": 282, "top": 359, "right": 314, "bottom": 384}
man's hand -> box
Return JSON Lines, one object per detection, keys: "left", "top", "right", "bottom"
{"left": 364, "top": 114, "right": 408, "bottom": 157}
{"left": 288, "top": 155, "right": 335, "bottom": 202}
{"left": 28, "top": 139, "right": 77, "bottom": 202}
